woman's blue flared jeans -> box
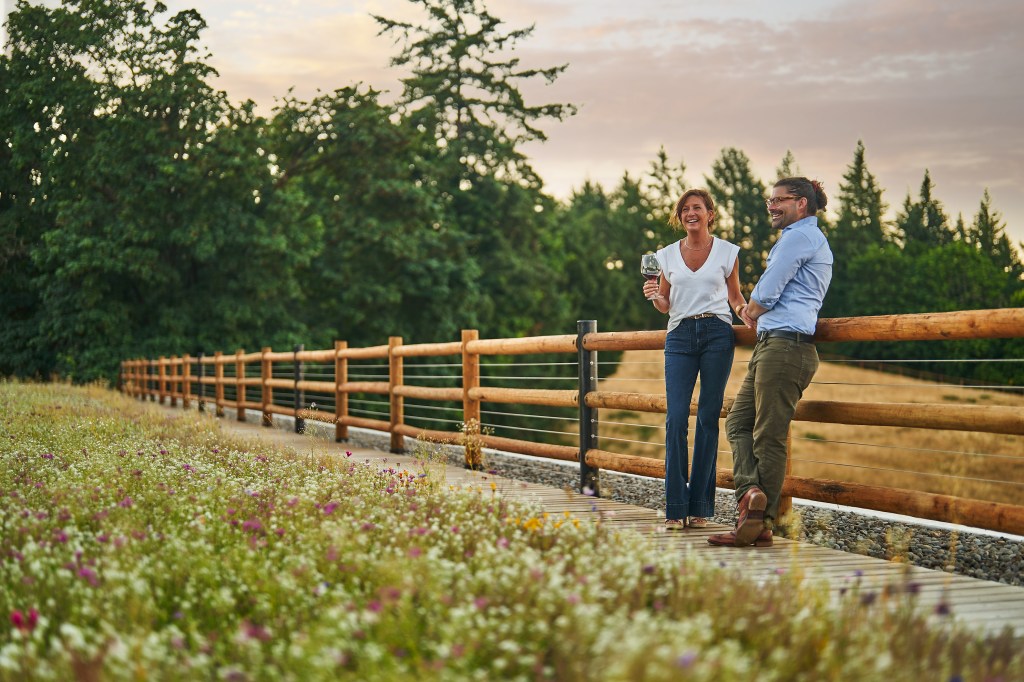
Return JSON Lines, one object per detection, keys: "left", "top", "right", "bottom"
{"left": 664, "top": 316, "right": 735, "bottom": 520}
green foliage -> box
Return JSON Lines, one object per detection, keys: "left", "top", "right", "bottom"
{"left": 965, "top": 189, "right": 1023, "bottom": 281}
{"left": 0, "top": 0, "right": 318, "bottom": 381}
{"left": 373, "top": 0, "right": 578, "bottom": 343}
{"left": 373, "top": 0, "right": 575, "bottom": 185}
{"left": 824, "top": 140, "right": 890, "bottom": 316}
{"left": 832, "top": 242, "right": 1024, "bottom": 385}
{"left": 894, "top": 170, "right": 953, "bottom": 253}
{"left": 776, "top": 149, "right": 800, "bottom": 179}
{"left": 261, "top": 87, "right": 477, "bottom": 347}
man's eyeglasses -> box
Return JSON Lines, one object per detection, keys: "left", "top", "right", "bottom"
{"left": 764, "top": 195, "right": 800, "bottom": 208}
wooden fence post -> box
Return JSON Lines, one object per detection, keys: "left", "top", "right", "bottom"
{"left": 294, "top": 344, "right": 305, "bottom": 434}
{"left": 182, "top": 354, "right": 192, "bottom": 409}
{"left": 139, "top": 359, "right": 145, "bottom": 400}
{"left": 578, "top": 320, "right": 600, "bottom": 496}
{"left": 197, "top": 352, "right": 205, "bottom": 413}
{"left": 461, "top": 330, "right": 480, "bottom": 424}
{"left": 169, "top": 356, "right": 178, "bottom": 407}
{"left": 236, "top": 349, "right": 246, "bottom": 422}
{"left": 335, "top": 341, "right": 348, "bottom": 442}
{"left": 462, "top": 325, "right": 481, "bottom": 464}
{"left": 214, "top": 351, "right": 225, "bottom": 417}
{"left": 158, "top": 356, "right": 167, "bottom": 405}
{"left": 389, "top": 336, "right": 404, "bottom": 453}
{"left": 261, "top": 347, "right": 273, "bottom": 427}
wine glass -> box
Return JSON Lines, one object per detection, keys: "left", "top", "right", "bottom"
{"left": 640, "top": 253, "right": 661, "bottom": 300}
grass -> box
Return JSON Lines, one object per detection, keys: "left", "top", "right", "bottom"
{"left": 2, "top": 381, "right": 1022, "bottom": 680}
{"left": 597, "top": 350, "right": 1024, "bottom": 505}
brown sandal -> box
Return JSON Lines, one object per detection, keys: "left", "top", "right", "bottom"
{"left": 665, "top": 519, "right": 686, "bottom": 530}
{"left": 687, "top": 517, "right": 709, "bottom": 528}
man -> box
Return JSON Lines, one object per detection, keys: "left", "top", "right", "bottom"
{"left": 708, "top": 176, "right": 833, "bottom": 548}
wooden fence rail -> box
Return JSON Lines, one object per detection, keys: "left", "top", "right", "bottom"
{"left": 120, "top": 307, "right": 1024, "bottom": 535}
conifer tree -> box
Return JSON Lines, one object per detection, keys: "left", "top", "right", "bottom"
{"left": 895, "top": 170, "right": 952, "bottom": 252}
{"left": 967, "top": 189, "right": 1022, "bottom": 278}
{"left": 705, "top": 148, "right": 769, "bottom": 294}
{"left": 374, "top": 0, "right": 574, "bottom": 185}
{"left": 645, "top": 146, "right": 687, "bottom": 225}
{"left": 775, "top": 149, "right": 800, "bottom": 178}
{"left": 833, "top": 141, "right": 888, "bottom": 251}
{"left": 374, "top": 0, "right": 577, "bottom": 339}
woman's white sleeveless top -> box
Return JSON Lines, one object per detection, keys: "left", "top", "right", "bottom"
{"left": 656, "top": 237, "right": 739, "bottom": 332}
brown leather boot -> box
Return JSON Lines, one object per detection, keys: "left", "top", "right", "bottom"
{"left": 707, "top": 528, "right": 773, "bottom": 548}
{"left": 734, "top": 487, "right": 767, "bottom": 546}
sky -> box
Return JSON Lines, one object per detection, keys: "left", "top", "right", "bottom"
{"left": 4, "top": 0, "right": 1024, "bottom": 246}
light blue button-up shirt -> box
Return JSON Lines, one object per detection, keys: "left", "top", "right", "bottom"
{"left": 750, "top": 216, "right": 833, "bottom": 335}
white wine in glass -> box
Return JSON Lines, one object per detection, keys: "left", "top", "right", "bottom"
{"left": 640, "top": 253, "right": 661, "bottom": 300}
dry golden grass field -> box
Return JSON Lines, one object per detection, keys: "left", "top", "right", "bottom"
{"left": 595, "top": 349, "right": 1024, "bottom": 506}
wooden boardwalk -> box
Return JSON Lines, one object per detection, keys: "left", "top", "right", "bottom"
{"left": 177, "top": 406, "right": 1024, "bottom": 638}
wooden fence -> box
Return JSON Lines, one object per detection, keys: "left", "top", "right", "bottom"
{"left": 120, "top": 308, "right": 1024, "bottom": 535}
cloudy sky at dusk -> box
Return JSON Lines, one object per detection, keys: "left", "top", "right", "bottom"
{"left": 6, "top": 0, "right": 1024, "bottom": 246}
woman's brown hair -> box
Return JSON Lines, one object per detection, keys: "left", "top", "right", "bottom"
{"left": 668, "top": 189, "right": 717, "bottom": 229}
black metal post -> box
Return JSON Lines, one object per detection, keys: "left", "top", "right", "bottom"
{"left": 197, "top": 352, "right": 205, "bottom": 413}
{"left": 577, "top": 320, "right": 600, "bottom": 497}
{"left": 294, "top": 344, "right": 305, "bottom": 434}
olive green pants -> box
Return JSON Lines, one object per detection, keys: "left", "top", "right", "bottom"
{"left": 725, "top": 336, "right": 819, "bottom": 521}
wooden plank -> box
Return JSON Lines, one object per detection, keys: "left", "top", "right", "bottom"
{"left": 296, "top": 380, "right": 336, "bottom": 393}
{"left": 392, "top": 341, "right": 463, "bottom": 358}
{"left": 795, "top": 400, "right": 1024, "bottom": 435}
{"left": 339, "top": 345, "right": 390, "bottom": 360}
{"left": 339, "top": 381, "right": 389, "bottom": 395}
{"left": 338, "top": 416, "right": 390, "bottom": 432}
{"left": 466, "top": 334, "right": 577, "bottom": 356}
{"left": 394, "top": 385, "right": 464, "bottom": 401}
{"left": 477, "top": 434, "right": 578, "bottom": 462}
{"left": 469, "top": 387, "right": 577, "bottom": 407}
{"left": 296, "top": 348, "right": 336, "bottom": 362}
{"left": 583, "top": 330, "right": 666, "bottom": 352}
{"left": 815, "top": 308, "right": 1024, "bottom": 343}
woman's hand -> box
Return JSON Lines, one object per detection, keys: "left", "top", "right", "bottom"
{"left": 735, "top": 303, "right": 755, "bottom": 329}
{"left": 643, "top": 280, "right": 662, "bottom": 302}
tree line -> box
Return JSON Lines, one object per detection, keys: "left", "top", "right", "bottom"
{"left": 2, "top": 0, "right": 1021, "bottom": 388}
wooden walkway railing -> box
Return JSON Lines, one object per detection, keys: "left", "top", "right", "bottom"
{"left": 120, "top": 307, "right": 1024, "bottom": 535}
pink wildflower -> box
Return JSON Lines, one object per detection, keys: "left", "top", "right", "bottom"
{"left": 241, "top": 620, "right": 271, "bottom": 642}
{"left": 10, "top": 608, "right": 39, "bottom": 632}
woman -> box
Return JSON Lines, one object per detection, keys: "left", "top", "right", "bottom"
{"left": 642, "top": 189, "right": 748, "bottom": 529}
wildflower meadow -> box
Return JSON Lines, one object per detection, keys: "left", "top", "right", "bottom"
{"left": 0, "top": 381, "right": 1020, "bottom": 681}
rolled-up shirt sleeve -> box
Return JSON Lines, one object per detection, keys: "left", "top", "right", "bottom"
{"left": 750, "top": 231, "right": 816, "bottom": 309}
